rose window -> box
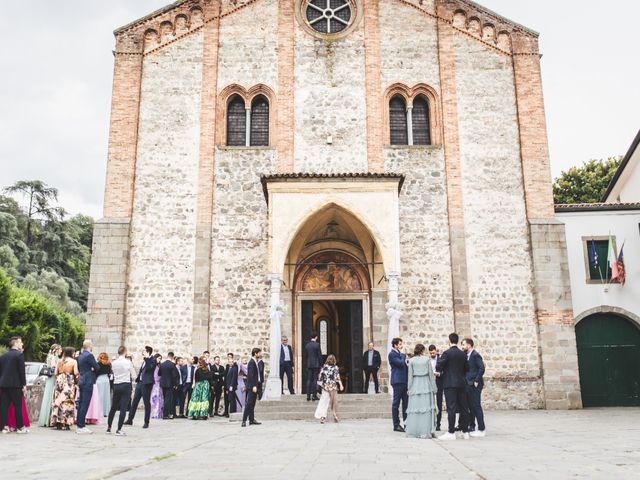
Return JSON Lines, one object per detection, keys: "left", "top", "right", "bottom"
{"left": 305, "top": 0, "right": 352, "bottom": 35}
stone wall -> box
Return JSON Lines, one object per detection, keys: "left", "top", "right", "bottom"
{"left": 208, "top": 147, "right": 277, "bottom": 359}
{"left": 379, "top": 1, "right": 440, "bottom": 90}
{"left": 217, "top": 0, "right": 278, "bottom": 89}
{"left": 530, "top": 220, "right": 582, "bottom": 409}
{"left": 455, "top": 34, "right": 542, "bottom": 407}
{"left": 293, "top": 17, "right": 368, "bottom": 172}
{"left": 124, "top": 33, "right": 203, "bottom": 356}
{"left": 384, "top": 146, "right": 456, "bottom": 351}
{"left": 86, "top": 219, "right": 130, "bottom": 354}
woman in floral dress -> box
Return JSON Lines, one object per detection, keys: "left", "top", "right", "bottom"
{"left": 50, "top": 347, "right": 78, "bottom": 430}
{"left": 150, "top": 354, "right": 164, "bottom": 419}
{"left": 314, "top": 355, "right": 344, "bottom": 424}
{"left": 187, "top": 356, "right": 211, "bottom": 420}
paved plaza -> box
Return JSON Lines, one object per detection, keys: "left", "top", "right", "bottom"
{"left": 1, "top": 408, "right": 638, "bottom": 480}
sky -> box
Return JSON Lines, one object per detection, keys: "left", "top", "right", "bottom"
{"left": 1, "top": 1, "right": 638, "bottom": 218}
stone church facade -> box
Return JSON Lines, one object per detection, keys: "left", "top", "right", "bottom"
{"left": 87, "top": 0, "right": 582, "bottom": 408}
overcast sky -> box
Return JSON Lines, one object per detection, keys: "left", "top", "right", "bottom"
{"left": 1, "top": 1, "right": 638, "bottom": 218}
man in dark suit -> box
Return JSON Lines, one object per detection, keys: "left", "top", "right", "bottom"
{"left": 428, "top": 344, "right": 444, "bottom": 431}
{"left": 125, "top": 345, "right": 157, "bottom": 428}
{"left": 241, "top": 348, "right": 263, "bottom": 427}
{"left": 223, "top": 353, "right": 238, "bottom": 417}
{"left": 362, "top": 342, "right": 382, "bottom": 393}
{"left": 437, "top": 333, "right": 471, "bottom": 440}
{"left": 174, "top": 357, "right": 186, "bottom": 418}
{"left": 305, "top": 332, "right": 322, "bottom": 401}
{"left": 280, "top": 336, "right": 295, "bottom": 395}
{"left": 180, "top": 356, "right": 196, "bottom": 412}
{"left": 257, "top": 358, "right": 265, "bottom": 400}
{"left": 388, "top": 337, "right": 409, "bottom": 432}
{"left": 462, "top": 338, "right": 486, "bottom": 437}
{"left": 210, "top": 356, "right": 225, "bottom": 416}
{"left": 76, "top": 340, "right": 100, "bottom": 434}
{"left": 0, "top": 336, "right": 27, "bottom": 433}
{"left": 158, "top": 352, "right": 180, "bottom": 419}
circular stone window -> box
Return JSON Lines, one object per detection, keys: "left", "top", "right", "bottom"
{"left": 296, "top": 0, "right": 361, "bottom": 40}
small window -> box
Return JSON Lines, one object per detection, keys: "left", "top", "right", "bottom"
{"left": 412, "top": 96, "right": 431, "bottom": 145}
{"left": 226, "top": 95, "right": 246, "bottom": 146}
{"left": 389, "top": 95, "right": 408, "bottom": 145}
{"left": 250, "top": 96, "right": 269, "bottom": 147}
{"left": 584, "top": 239, "right": 613, "bottom": 282}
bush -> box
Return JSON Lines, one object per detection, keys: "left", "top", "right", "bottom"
{"left": 0, "top": 267, "right": 84, "bottom": 360}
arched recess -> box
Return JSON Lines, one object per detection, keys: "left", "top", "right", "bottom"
{"left": 575, "top": 306, "right": 640, "bottom": 329}
{"left": 575, "top": 311, "right": 640, "bottom": 407}
{"left": 281, "top": 201, "right": 388, "bottom": 286}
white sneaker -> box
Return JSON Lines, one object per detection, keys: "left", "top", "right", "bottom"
{"left": 115, "top": 430, "right": 126, "bottom": 436}
{"left": 15, "top": 428, "right": 28, "bottom": 434}
{"left": 438, "top": 432, "right": 457, "bottom": 441}
{"left": 76, "top": 427, "right": 93, "bottom": 435}
{"left": 469, "top": 430, "right": 486, "bottom": 438}
{"left": 460, "top": 432, "right": 470, "bottom": 440}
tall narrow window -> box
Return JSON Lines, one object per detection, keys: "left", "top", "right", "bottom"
{"left": 389, "top": 95, "right": 408, "bottom": 145}
{"left": 412, "top": 95, "right": 431, "bottom": 145}
{"left": 250, "top": 95, "right": 269, "bottom": 146}
{"left": 226, "top": 95, "right": 246, "bottom": 146}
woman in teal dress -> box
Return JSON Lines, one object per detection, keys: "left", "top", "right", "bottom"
{"left": 405, "top": 343, "right": 438, "bottom": 439}
{"left": 187, "top": 356, "right": 211, "bottom": 420}
{"left": 38, "top": 344, "right": 61, "bottom": 427}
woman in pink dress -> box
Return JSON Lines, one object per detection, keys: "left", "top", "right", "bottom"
{"left": 150, "top": 354, "right": 164, "bottom": 419}
{"left": 0, "top": 392, "right": 30, "bottom": 431}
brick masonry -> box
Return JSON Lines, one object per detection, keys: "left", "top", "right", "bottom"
{"left": 87, "top": 0, "right": 582, "bottom": 409}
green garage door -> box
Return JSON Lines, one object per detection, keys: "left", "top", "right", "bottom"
{"left": 576, "top": 313, "right": 640, "bottom": 407}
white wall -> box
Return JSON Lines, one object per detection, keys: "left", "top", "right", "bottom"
{"left": 558, "top": 210, "right": 640, "bottom": 321}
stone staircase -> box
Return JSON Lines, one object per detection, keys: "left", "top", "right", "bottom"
{"left": 229, "top": 394, "right": 391, "bottom": 422}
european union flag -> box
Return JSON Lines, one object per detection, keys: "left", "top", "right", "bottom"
{"left": 588, "top": 240, "right": 599, "bottom": 268}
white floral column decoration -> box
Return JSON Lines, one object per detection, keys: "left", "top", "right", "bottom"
{"left": 264, "top": 274, "right": 285, "bottom": 400}
{"left": 385, "top": 272, "right": 402, "bottom": 396}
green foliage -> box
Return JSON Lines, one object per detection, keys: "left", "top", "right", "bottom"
{"left": 0, "top": 268, "right": 84, "bottom": 361}
{"left": 553, "top": 157, "right": 622, "bottom": 205}
{"left": 0, "top": 180, "right": 93, "bottom": 312}
{"left": 0, "top": 268, "right": 10, "bottom": 328}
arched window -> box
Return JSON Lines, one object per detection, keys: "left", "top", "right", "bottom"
{"left": 226, "top": 95, "right": 246, "bottom": 146}
{"left": 412, "top": 95, "right": 431, "bottom": 145}
{"left": 389, "top": 95, "right": 408, "bottom": 145}
{"left": 250, "top": 95, "right": 269, "bottom": 147}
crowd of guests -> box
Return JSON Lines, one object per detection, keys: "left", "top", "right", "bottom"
{"left": 0, "top": 336, "right": 266, "bottom": 435}
{"left": 2, "top": 331, "right": 485, "bottom": 439}
{"left": 388, "top": 333, "right": 486, "bottom": 440}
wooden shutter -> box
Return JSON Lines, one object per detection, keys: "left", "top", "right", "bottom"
{"left": 389, "top": 95, "right": 408, "bottom": 145}
{"left": 412, "top": 96, "right": 431, "bottom": 145}
{"left": 250, "top": 96, "right": 269, "bottom": 146}
{"left": 226, "top": 95, "right": 246, "bottom": 146}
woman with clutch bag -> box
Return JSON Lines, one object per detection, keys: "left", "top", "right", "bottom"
{"left": 314, "top": 355, "right": 343, "bottom": 424}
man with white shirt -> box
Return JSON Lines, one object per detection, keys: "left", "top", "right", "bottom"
{"left": 107, "top": 346, "right": 136, "bottom": 436}
{"left": 280, "top": 336, "right": 295, "bottom": 395}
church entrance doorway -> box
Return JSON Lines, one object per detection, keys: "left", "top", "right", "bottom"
{"left": 300, "top": 299, "right": 364, "bottom": 394}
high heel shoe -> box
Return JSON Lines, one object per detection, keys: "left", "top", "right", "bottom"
{"left": 333, "top": 414, "right": 339, "bottom": 423}
{"left": 320, "top": 417, "right": 325, "bottom": 424}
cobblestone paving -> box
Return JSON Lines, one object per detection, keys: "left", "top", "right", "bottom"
{"left": 1, "top": 408, "right": 638, "bottom": 479}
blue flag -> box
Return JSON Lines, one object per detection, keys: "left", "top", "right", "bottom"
{"left": 589, "top": 240, "right": 599, "bottom": 268}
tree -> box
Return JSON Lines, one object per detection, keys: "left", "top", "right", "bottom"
{"left": 4, "top": 180, "right": 65, "bottom": 246}
{"left": 553, "top": 157, "right": 622, "bottom": 205}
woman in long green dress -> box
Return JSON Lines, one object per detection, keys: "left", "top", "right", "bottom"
{"left": 187, "top": 356, "right": 211, "bottom": 420}
{"left": 38, "top": 344, "right": 61, "bottom": 427}
{"left": 405, "top": 343, "right": 438, "bottom": 439}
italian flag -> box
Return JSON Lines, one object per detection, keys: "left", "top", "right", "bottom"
{"left": 608, "top": 235, "right": 621, "bottom": 282}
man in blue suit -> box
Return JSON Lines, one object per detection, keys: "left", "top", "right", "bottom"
{"left": 462, "top": 338, "right": 486, "bottom": 437}
{"left": 241, "top": 347, "right": 263, "bottom": 427}
{"left": 388, "top": 337, "right": 408, "bottom": 432}
{"left": 76, "top": 340, "right": 100, "bottom": 434}
{"left": 305, "top": 332, "right": 322, "bottom": 401}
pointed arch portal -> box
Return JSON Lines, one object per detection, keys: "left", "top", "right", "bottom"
{"left": 260, "top": 173, "right": 404, "bottom": 398}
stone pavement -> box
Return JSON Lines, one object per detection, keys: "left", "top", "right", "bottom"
{"left": 1, "top": 408, "right": 638, "bottom": 480}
